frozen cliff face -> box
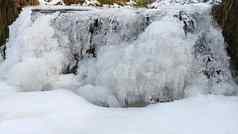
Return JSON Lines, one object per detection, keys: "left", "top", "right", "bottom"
{"left": 50, "top": 8, "right": 152, "bottom": 74}
{"left": 1, "top": 4, "right": 237, "bottom": 107}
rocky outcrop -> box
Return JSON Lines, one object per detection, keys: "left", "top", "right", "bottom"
{"left": 0, "top": 0, "right": 18, "bottom": 48}
{"left": 213, "top": 0, "right": 238, "bottom": 80}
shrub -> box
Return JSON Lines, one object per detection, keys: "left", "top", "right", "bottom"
{"left": 135, "top": 0, "right": 151, "bottom": 7}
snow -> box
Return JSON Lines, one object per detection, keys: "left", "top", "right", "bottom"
{"left": 80, "top": 16, "right": 192, "bottom": 104}
{"left": 150, "top": 0, "right": 222, "bottom": 8}
{"left": 0, "top": 1, "right": 237, "bottom": 133}
{"left": 0, "top": 90, "right": 237, "bottom": 134}
{"left": 38, "top": 0, "right": 114, "bottom": 7}
{"left": 83, "top": 0, "right": 101, "bottom": 6}
{"left": 38, "top": 0, "right": 65, "bottom": 5}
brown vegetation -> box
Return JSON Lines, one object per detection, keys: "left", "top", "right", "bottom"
{"left": 63, "top": 0, "right": 84, "bottom": 5}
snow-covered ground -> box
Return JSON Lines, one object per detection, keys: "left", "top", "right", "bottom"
{"left": 0, "top": 90, "right": 237, "bottom": 134}
{"left": 0, "top": 0, "right": 237, "bottom": 133}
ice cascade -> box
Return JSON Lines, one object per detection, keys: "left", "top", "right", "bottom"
{"left": 0, "top": 4, "right": 237, "bottom": 107}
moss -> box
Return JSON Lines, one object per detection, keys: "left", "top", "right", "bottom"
{"left": 134, "top": 0, "right": 150, "bottom": 7}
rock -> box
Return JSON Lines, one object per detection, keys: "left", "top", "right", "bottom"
{"left": 0, "top": 0, "right": 18, "bottom": 48}
{"left": 213, "top": 0, "right": 238, "bottom": 80}
{"left": 62, "top": 53, "right": 80, "bottom": 75}
{"left": 0, "top": 45, "right": 6, "bottom": 60}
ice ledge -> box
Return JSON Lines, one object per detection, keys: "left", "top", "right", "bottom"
{"left": 31, "top": 8, "right": 90, "bottom": 14}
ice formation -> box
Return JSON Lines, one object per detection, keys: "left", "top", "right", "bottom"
{"left": 150, "top": 0, "right": 221, "bottom": 8}
{"left": 39, "top": 0, "right": 65, "bottom": 5}
{"left": 0, "top": 1, "right": 237, "bottom": 107}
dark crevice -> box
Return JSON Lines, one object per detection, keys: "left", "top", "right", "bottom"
{"left": 174, "top": 11, "right": 196, "bottom": 36}
{"left": 62, "top": 53, "right": 80, "bottom": 75}
{"left": 0, "top": 45, "right": 6, "bottom": 60}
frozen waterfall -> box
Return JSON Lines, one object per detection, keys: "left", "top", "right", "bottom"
{"left": 0, "top": 3, "right": 237, "bottom": 107}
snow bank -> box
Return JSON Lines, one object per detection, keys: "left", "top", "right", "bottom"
{"left": 0, "top": 90, "right": 237, "bottom": 134}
